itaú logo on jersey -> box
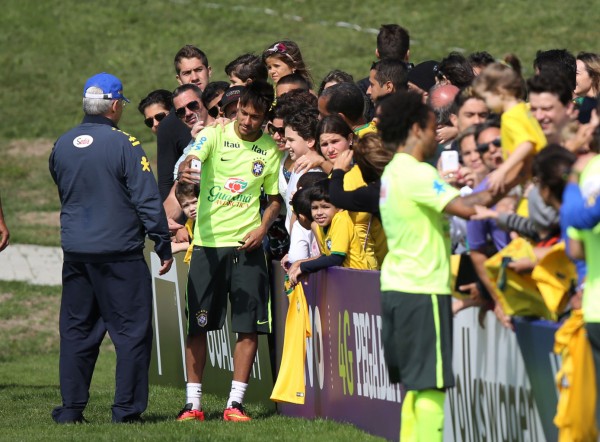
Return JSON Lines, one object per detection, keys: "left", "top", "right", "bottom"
{"left": 73, "top": 135, "right": 94, "bottom": 148}
{"left": 223, "top": 178, "right": 248, "bottom": 194}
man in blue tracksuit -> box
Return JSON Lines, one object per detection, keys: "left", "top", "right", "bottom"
{"left": 49, "top": 72, "right": 173, "bottom": 423}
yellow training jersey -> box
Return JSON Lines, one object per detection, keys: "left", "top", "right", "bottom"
{"left": 271, "top": 281, "right": 311, "bottom": 404}
{"left": 314, "top": 210, "right": 371, "bottom": 270}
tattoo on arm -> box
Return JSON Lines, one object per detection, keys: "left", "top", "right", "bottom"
{"left": 460, "top": 190, "right": 494, "bottom": 208}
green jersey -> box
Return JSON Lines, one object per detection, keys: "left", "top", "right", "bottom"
{"left": 379, "top": 153, "right": 459, "bottom": 293}
{"left": 188, "top": 122, "right": 281, "bottom": 247}
{"left": 568, "top": 155, "right": 600, "bottom": 322}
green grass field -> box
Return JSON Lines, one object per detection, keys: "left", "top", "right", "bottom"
{"left": 0, "top": 2, "right": 595, "bottom": 438}
{"left": 0, "top": 280, "right": 383, "bottom": 441}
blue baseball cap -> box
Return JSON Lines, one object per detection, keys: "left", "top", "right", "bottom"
{"left": 83, "top": 72, "right": 130, "bottom": 103}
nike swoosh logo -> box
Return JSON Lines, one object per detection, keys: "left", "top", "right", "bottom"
{"left": 221, "top": 157, "right": 232, "bottom": 161}
{"left": 257, "top": 320, "right": 269, "bottom": 325}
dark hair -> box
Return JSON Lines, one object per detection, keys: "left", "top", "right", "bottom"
{"left": 473, "top": 115, "right": 501, "bottom": 141}
{"left": 456, "top": 125, "right": 477, "bottom": 156}
{"left": 201, "top": 81, "right": 229, "bottom": 109}
{"left": 376, "top": 24, "right": 410, "bottom": 61}
{"left": 316, "top": 115, "right": 355, "bottom": 158}
{"left": 224, "top": 53, "right": 268, "bottom": 83}
{"left": 138, "top": 89, "right": 172, "bottom": 115}
{"left": 437, "top": 52, "right": 475, "bottom": 88}
{"left": 173, "top": 45, "right": 209, "bottom": 74}
{"left": 320, "top": 82, "right": 366, "bottom": 124}
{"left": 532, "top": 144, "right": 576, "bottom": 203}
{"left": 175, "top": 181, "right": 200, "bottom": 202}
{"left": 277, "top": 73, "right": 311, "bottom": 91}
{"left": 239, "top": 80, "right": 274, "bottom": 116}
{"left": 468, "top": 51, "right": 495, "bottom": 71}
{"left": 377, "top": 91, "right": 431, "bottom": 152}
{"left": 283, "top": 107, "right": 319, "bottom": 142}
{"left": 272, "top": 89, "right": 317, "bottom": 120}
{"left": 449, "top": 86, "right": 485, "bottom": 116}
{"left": 291, "top": 187, "right": 313, "bottom": 219}
{"left": 297, "top": 171, "right": 328, "bottom": 189}
{"left": 533, "top": 49, "right": 576, "bottom": 91}
{"left": 503, "top": 53, "right": 522, "bottom": 77}
{"left": 172, "top": 83, "right": 203, "bottom": 101}
{"left": 308, "top": 182, "right": 331, "bottom": 204}
{"left": 372, "top": 59, "right": 409, "bottom": 92}
{"left": 527, "top": 72, "right": 573, "bottom": 106}
{"left": 352, "top": 133, "right": 393, "bottom": 183}
{"left": 293, "top": 172, "right": 329, "bottom": 219}
{"left": 316, "top": 114, "right": 354, "bottom": 146}
{"left": 318, "top": 70, "right": 354, "bottom": 96}
{"left": 262, "top": 40, "right": 313, "bottom": 87}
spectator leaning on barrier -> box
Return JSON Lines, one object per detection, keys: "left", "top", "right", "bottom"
{"left": 377, "top": 91, "right": 496, "bottom": 442}
{"left": 49, "top": 72, "right": 173, "bottom": 424}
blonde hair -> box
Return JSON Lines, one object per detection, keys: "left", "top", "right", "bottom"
{"left": 472, "top": 62, "right": 525, "bottom": 100}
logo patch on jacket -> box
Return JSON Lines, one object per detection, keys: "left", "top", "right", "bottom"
{"left": 73, "top": 135, "right": 93, "bottom": 148}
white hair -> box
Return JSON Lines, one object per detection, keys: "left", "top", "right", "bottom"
{"left": 82, "top": 86, "right": 113, "bottom": 115}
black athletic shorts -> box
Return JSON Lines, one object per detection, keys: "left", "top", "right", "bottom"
{"left": 381, "top": 291, "right": 454, "bottom": 391}
{"left": 186, "top": 246, "right": 271, "bottom": 335}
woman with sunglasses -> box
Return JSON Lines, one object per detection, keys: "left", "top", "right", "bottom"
{"left": 138, "top": 89, "right": 173, "bottom": 135}
{"left": 262, "top": 40, "right": 312, "bottom": 88}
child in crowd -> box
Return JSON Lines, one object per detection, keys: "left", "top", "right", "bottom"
{"left": 287, "top": 183, "right": 370, "bottom": 284}
{"left": 284, "top": 107, "right": 321, "bottom": 232}
{"left": 224, "top": 53, "right": 269, "bottom": 86}
{"left": 172, "top": 181, "right": 200, "bottom": 263}
{"left": 262, "top": 40, "right": 313, "bottom": 87}
{"left": 473, "top": 63, "right": 547, "bottom": 195}
{"left": 281, "top": 172, "right": 328, "bottom": 269}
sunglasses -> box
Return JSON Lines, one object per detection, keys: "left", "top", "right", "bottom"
{"left": 175, "top": 100, "right": 201, "bottom": 119}
{"left": 476, "top": 138, "right": 501, "bottom": 153}
{"left": 207, "top": 105, "right": 220, "bottom": 119}
{"left": 143, "top": 112, "right": 167, "bottom": 128}
{"left": 267, "top": 123, "right": 285, "bottom": 137}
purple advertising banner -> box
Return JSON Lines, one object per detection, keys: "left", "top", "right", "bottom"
{"left": 274, "top": 267, "right": 404, "bottom": 440}
{"left": 273, "top": 266, "right": 551, "bottom": 442}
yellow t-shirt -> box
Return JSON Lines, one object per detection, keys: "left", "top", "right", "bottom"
{"left": 183, "top": 218, "right": 194, "bottom": 264}
{"left": 314, "top": 210, "right": 371, "bottom": 270}
{"left": 342, "top": 164, "right": 387, "bottom": 269}
{"left": 500, "top": 101, "right": 546, "bottom": 156}
{"left": 354, "top": 121, "right": 377, "bottom": 138}
{"left": 270, "top": 281, "right": 311, "bottom": 404}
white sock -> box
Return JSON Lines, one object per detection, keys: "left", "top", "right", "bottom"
{"left": 227, "top": 381, "right": 248, "bottom": 408}
{"left": 186, "top": 383, "right": 202, "bottom": 410}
